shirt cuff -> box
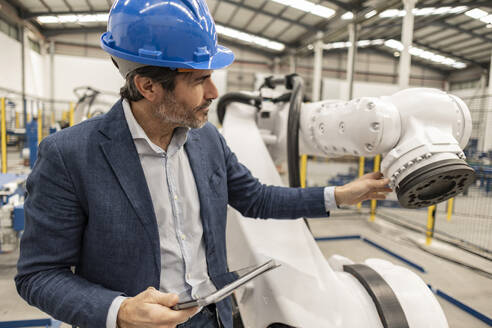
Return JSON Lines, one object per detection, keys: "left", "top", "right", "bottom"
{"left": 106, "top": 295, "right": 128, "bottom": 328}
{"left": 324, "top": 186, "right": 338, "bottom": 211}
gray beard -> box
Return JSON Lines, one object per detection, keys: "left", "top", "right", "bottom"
{"left": 152, "top": 96, "right": 210, "bottom": 129}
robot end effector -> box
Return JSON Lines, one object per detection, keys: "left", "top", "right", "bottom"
{"left": 300, "top": 88, "right": 475, "bottom": 209}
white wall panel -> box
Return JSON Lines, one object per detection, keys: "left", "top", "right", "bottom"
{"left": 25, "top": 49, "right": 46, "bottom": 98}
{"left": 322, "top": 78, "right": 399, "bottom": 100}
{"left": 0, "top": 32, "right": 22, "bottom": 93}
{"left": 53, "top": 55, "right": 124, "bottom": 100}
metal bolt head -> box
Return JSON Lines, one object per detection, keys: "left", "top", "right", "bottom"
{"left": 367, "top": 102, "right": 376, "bottom": 110}
{"left": 371, "top": 122, "right": 380, "bottom": 131}
{"left": 425, "top": 153, "right": 432, "bottom": 159}
{"left": 365, "top": 143, "right": 374, "bottom": 151}
{"left": 339, "top": 121, "right": 345, "bottom": 133}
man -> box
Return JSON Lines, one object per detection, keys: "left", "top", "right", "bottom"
{"left": 15, "top": 1, "right": 391, "bottom": 327}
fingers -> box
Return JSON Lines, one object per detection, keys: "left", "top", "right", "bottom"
{"left": 367, "top": 178, "right": 391, "bottom": 190}
{"left": 175, "top": 306, "right": 200, "bottom": 324}
{"left": 357, "top": 192, "right": 388, "bottom": 203}
{"left": 360, "top": 171, "right": 383, "bottom": 180}
{"left": 146, "top": 288, "right": 179, "bottom": 308}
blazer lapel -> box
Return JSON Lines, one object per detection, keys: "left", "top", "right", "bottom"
{"left": 185, "top": 130, "right": 216, "bottom": 249}
{"left": 98, "top": 101, "right": 160, "bottom": 271}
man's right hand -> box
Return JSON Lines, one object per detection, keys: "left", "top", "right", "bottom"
{"left": 117, "top": 287, "right": 199, "bottom": 328}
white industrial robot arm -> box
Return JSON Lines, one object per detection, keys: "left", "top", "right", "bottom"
{"left": 226, "top": 77, "right": 475, "bottom": 209}
{"left": 297, "top": 88, "right": 474, "bottom": 208}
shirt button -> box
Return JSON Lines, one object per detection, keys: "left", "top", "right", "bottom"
{"left": 174, "top": 195, "right": 178, "bottom": 200}
{"left": 186, "top": 274, "right": 191, "bottom": 280}
{"left": 181, "top": 234, "right": 186, "bottom": 240}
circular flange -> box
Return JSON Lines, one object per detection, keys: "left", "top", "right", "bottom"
{"left": 396, "top": 159, "right": 475, "bottom": 209}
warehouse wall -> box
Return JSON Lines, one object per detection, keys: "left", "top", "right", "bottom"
{"left": 52, "top": 55, "right": 123, "bottom": 100}
{"left": 0, "top": 31, "right": 22, "bottom": 93}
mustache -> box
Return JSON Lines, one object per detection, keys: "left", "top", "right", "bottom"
{"left": 196, "top": 99, "right": 213, "bottom": 111}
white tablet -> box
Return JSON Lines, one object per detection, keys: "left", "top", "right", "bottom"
{"left": 172, "top": 259, "right": 280, "bottom": 310}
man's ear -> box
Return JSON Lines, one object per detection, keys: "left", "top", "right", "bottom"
{"left": 134, "top": 75, "right": 160, "bottom": 102}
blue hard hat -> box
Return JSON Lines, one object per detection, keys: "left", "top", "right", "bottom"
{"left": 101, "top": 0, "right": 235, "bottom": 70}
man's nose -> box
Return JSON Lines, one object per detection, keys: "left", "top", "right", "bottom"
{"left": 205, "top": 78, "right": 219, "bottom": 100}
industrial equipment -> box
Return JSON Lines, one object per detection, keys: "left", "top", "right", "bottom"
{"left": 218, "top": 74, "right": 474, "bottom": 209}
{"left": 72, "top": 87, "right": 118, "bottom": 124}
{"left": 0, "top": 174, "right": 26, "bottom": 253}
{"left": 220, "top": 74, "right": 474, "bottom": 327}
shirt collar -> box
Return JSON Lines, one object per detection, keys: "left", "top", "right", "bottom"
{"left": 122, "top": 99, "right": 189, "bottom": 156}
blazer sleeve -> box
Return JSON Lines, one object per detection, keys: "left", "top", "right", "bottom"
{"left": 215, "top": 129, "right": 330, "bottom": 219}
{"left": 15, "top": 136, "right": 123, "bottom": 328}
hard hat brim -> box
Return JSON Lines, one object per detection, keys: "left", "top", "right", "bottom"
{"left": 101, "top": 32, "right": 235, "bottom": 71}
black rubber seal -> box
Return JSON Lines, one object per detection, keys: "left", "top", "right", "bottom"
{"left": 396, "top": 158, "right": 475, "bottom": 209}
{"left": 343, "top": 264, "right": 409, "bottom": 328}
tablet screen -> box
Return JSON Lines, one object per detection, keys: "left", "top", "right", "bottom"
{"left": 173, "top": 260, "right": 279, "bottom": 310}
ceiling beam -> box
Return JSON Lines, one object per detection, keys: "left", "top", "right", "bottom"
{"left": 23, "top": 10, "right": 107, "bottom": 18}
{"left": 458, "top": 46, "right": 492, "bottom": 58}
{"left": 314, "top": 0, "right": 402, "bottom": 45}
{"left": 433, "top": 21, "right": 492, "bottom": 44}
{"left": 219, "top": 0, "right": 314, "bottom": 31}
{"left": 413, "top": 40, "right": 487, "bottom": 69}
{"left": 41, "top": 26, "right": 106, "bottom": 37}
{"left": 366, "top": 46, "right": 448, "bottom": 74}
{"left": 324, "top": 0, "right": 356, "bottom": 12}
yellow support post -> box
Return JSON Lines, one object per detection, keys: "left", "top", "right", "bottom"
{"left": 38, "top": 108, "right": 43, "bottom": 145}
{"left": 15, "top": 111, "right": 19, "bottom": 128}
{"left": 426, "top": 205, "right": 436, "bottom": 245}
{"left": 61, "top": 110, "right": 67, "bottom": 122}
{"left": 51, "top": 110, "right": 55, "bottom": 126}
{"left": 69, "top": 102, "right": 74, "bottom": 127}
{"left": 1, "top": 98, "right": 6, "bottom": 174}
{"left": 357, "top": 156, "right": 365, "bottom": 210}
{"left": 369, "top": 154, "right": 381, "bottom": 222}
{"left": 446, "top": 198, "right": 454, "bottom": 221}
{"left": 300, "top": 155, "right": 308, "bottom": 188}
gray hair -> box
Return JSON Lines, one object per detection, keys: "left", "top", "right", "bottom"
{"left": 120, "top": 66, "right": 185, "bottom": 102}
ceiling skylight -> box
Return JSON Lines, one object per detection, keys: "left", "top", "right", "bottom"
{"left": 465, "top": 8, "right": 492, "bottom": 25}
{"left": 270, "top": 0, "right": 336, "bottom": 19}
{"left": 378, "top": 6, "right": 467, "bottom": 18}
{"left": 37, "top": 14, "right": 109, "bottom": 24}
{"left": 215, "top": 25, "right": 285, "bottom": 52}
{"left": 384, "top": 39, "right": 466, "bottom": 69}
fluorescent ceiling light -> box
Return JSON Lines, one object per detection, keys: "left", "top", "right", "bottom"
{"left": 465, "top": 8, "right": 492, "bottom": 27}
{"left": 270, "top": 0, "right": 335, "bottom": 19}
{"left": 465, "top": 8, "right": 488, "bottom": 19}
{"left": 341, "top": 12, "right": 353, "bottom": 20}
{"left": 380, "top": 9, "right": 405, "bottom": 18}
{"left": 365, "top": 10, "right": 377, "bottom": 19}
{"left": 479, "top": 15, "right": 492, "bottom": 24}
{"left": 379, "top": 6, "right": 467, "bottom": 18}
{"left": 322, "top": 39, "right": 385, "bottom": 50}
{"left": 384, "top": 39, "right": 466, "bottom": 69}
{"left": 215, "top": 24, "right": 285, "bottom": 52}
{"left": 37, "top": 13, "right": 108, "bottom": 24}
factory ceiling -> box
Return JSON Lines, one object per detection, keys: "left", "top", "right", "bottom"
{"left": 2, "top": 0, "right": 492, "bottom": 72}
